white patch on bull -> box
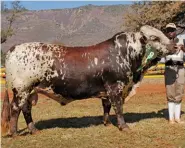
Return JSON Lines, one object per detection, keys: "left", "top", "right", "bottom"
{"left": 91, "top": 60, "right": 94, "bottom": 67}
{"left": 62, "top": 73, "right": 66, "bottom": 80}
{"left": 102, "top": 61, "right": 105, "bottom": 64}
{"left": 5, "top": 42, "right": 56, "bottom": 107}
{"left": 118, "top": 49, "right": 121, "bottom": 55}
{"left": 140, "top": 25, "right": 171, "bottom": 55}
{"left": 88, "top": 66, "right": 91, "bottom": 69}
{"left": 117, "top": 81, "right": 125, "bottom": 94}
{"left": 50, "top": 70, "right": 59, "bottom": 78}
{"left": 123, "top": 59, "right": 130, "bottom": 69}
{"left": 60, "top": 69, "right": 63, "bottom": 75}
{"left": 116, "top": 56, "right": 120, "bottom": 64}
{"left": 120, "top": 63, "right": 124, "bottom": 68}
{"left": 140, "top": 25, "right": 170, "bottom": 45}
{"left": 127, "top": 32, "right": 143, "bottom": 56}
{"left": 114, "top": 35, "right": 122, "bottom": 48}
{"left": 94, "top": 57, "right": 98, "bottom": 65}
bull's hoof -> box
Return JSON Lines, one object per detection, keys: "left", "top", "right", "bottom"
{"left": 28, "top": 122, "right": 39, "bottom": 135}
{"left": 29, "top": 128, "right": 39, "bottom": 135}
{"left": 103, "top": 120, "right": 112, "bottom": 126}
{"left": 4, "top": 132, "right": 19, "bottom": 138}
{"left": 1, "top": 122, "right": 10, "bottom": 136}
{"left": 118, "top": 124, "right": 130, "bottom": 132}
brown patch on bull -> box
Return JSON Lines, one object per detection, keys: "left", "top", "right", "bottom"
{"left": 9, "top": 45, "right": 17, "bottom": 53}
{"left": 36, "top": 54, "right": 40, "bottom": 60}
{"left": 32, "top": 52, "right": 36, "bottom": 56}
{"left": 140, "top": 35, "right": 147, "bottom": 45}
{"left": 23, "top": 55, "right": 27, "bottom": 61}
{"left": 42, "top": 45, "right": 49, "bottom": 53}
{"left": 132, "top": 33, "right": 136, "bottom": 43}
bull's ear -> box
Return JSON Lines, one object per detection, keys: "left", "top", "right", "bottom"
{"left": 150, "top": 35, "right": 160, "bottom": 42}
{"left": 140, "top": 35, "right": 147, "bottom": 44}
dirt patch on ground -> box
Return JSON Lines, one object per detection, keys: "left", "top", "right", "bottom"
{"left": 137, "top": 83, "right": 165, "bottom": 95}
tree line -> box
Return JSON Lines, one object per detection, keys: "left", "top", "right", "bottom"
{"left": 123, "top": 1, "right": 185, "bottom": 31}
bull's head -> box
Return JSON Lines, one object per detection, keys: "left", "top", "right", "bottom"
{"left": 137, "top": 25, "right": 177, "bottom": 71}
{"left": 134, "top": 25, "right": 178, "bottom": 72}
{"left": 140, "top": 25, "right": 176, "bottom": 57}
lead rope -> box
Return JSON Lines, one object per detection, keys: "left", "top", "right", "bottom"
{"left": 137, "top": 44, "right": 157, "bottom": 72}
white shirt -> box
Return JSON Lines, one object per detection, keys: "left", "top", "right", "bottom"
{"left": 165, "top": 35, "right": 185, "bottom": 62}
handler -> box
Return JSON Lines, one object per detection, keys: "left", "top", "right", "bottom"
{"left": 165, "top": 23, "right": 185, "bottom": 124}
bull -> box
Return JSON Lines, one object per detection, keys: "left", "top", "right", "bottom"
{"left": 1, "top": 25, "right": 176, "bottom": 136}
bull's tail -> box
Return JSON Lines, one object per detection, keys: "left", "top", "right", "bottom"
{"left": 1, "top": 81, "right": 10, "bottom": 135}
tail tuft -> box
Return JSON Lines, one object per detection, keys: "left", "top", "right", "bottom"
{"left": 1, "top": 87, "right": 10, "bottom": 135}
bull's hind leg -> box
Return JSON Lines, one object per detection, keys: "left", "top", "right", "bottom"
{"left": 105, "top": 82, "right": 129, "bottom": 131}
{"left": 22, "top": 99, "right": 38, "bottom": 134}
{"left": 9, "top": 89, "right": 31, "bottom": 136}
{"left": 102, "top": 98, "right": 112, "bottom": 126}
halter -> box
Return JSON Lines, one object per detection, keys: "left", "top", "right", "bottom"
{"left": 137, "top": 44, "right": 158, "bottom": 72}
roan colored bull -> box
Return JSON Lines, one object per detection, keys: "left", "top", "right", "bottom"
{"left": 1, "top": 25, "right": 176, "bottom": 136}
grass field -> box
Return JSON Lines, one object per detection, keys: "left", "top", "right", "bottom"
{"left": 1, "top": 78, "right": 185, "bottom": 148}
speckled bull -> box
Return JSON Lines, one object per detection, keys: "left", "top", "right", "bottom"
{"left": 1, "top": 25, "right": 176, "bottom": 136}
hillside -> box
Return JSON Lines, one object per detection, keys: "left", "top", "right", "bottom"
{"left": 1, "top": 4, "right": 129, "bottom": 52}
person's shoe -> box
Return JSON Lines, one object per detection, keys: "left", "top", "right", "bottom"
{"left": 169, "top": 120, "right": 175, "bottom": 124}
{"left": 175, "top": 119, "right": 185, "bottom": 124}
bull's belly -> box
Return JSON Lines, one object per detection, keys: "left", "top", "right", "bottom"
{"left": 51, "top": 79, "right": 105, "bottom": 100}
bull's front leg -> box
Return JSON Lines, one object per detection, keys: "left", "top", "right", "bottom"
{"left": 105, "top": 82, "right": 129, "bottom": 131}
{"left": 101, "top": 98, "right": 111, "bottom": 126}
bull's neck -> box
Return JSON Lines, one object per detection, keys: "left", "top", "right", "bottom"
{"left": 125, "top": 42, "right": 145, "bottom": 73}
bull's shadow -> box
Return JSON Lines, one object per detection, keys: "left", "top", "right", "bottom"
{"left": 35, "top": 109, "right": 185, "bottom": 130}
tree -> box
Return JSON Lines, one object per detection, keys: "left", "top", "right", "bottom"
{"left": 1, "top": 50, "right": 6, "bottom": 66}
{"left": 1, "top": 1, "right": 27, "bottom": 66}
{"left": 1, "top": 1, "right": 27, "bottom": 44}
{"left": 1, "top": 1, "right": 8, "bottom": 12}
{"left": 123, "top": 1, "right": 185, "bottom": 31}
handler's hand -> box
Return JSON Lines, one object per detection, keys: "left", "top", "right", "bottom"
{"left": 175, "top": 44, "right": 185, "bottom": 52}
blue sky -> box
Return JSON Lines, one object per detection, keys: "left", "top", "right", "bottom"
{"left": 4, "top": 1, "right": 134, "bottom": 10}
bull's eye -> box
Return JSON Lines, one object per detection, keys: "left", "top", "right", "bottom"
{"left": 154, "top": 38, "right": 160, "bottom": 42}
{"left": 150, "top": 36, "right": 160, "bottom": 42}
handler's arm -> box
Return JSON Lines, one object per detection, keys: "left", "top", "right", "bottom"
{"left": 180, "top": 45, "right": 185, "bottom": 52}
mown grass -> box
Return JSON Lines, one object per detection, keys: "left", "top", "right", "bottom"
{"left": 1, "top": 80, "right": 185, "bottom": 148}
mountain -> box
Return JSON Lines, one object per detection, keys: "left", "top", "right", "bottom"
{"left": 1, "top": 4, "right": 130, "bottom": 52}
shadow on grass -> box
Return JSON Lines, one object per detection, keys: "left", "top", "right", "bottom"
{"left": 35, "top": 109, "right": 184, "bottom": 130}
